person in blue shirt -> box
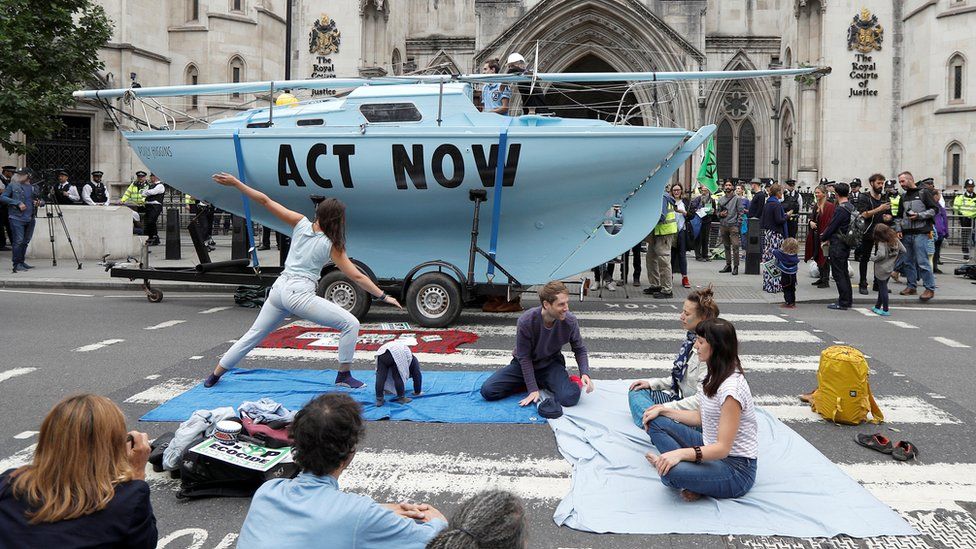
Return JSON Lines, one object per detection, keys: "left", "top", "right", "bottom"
{"left": 0, "top": 168, "right": 43, "bottom": 273}
{"left": 203, "top": 172, "right": 401, "bottom": 389}
{"left": 480, "top": 58, "right": 511, "bottom": 115}
{"left": 237, "top": 393, "right": 448, "bottom": 549}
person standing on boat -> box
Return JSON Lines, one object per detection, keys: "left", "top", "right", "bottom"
{"left": 480, "top": 58, "right": 510, "bottom": 115}
{"left": 479, "top": 281, "right": 593, "bottom": 417}
{"left": 203, "top": 172, "right": 401, "bottom": 389}
{"left": 506, "top": 53, "right": 547, "bottom": 115}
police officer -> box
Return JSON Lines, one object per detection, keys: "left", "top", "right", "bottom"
{"left": 885, "top": 180, "right": 900, "bottom": 218}
{"left": 954, "top": 178, "right": 976, "bottom": 261}
{"left": 141, "top": 173, "right": 166, "bottom": 246}
{"left": 82, "top": 170, "right": 110, "bottom": 206}
{"left": 56, "top": 169, "right": 82, "bottom": 205}
{"left": 849, "top": 178, "right": 862, "bottom": 201}
{"left": 0, "top": 165, "right": 13, "bottom": 250}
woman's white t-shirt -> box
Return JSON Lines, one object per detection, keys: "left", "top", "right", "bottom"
{"left": 282, "top": 217, "right": 333, "bottom": 282}
{"left": 697, "top": 373, "right": 759, "bottom": 459}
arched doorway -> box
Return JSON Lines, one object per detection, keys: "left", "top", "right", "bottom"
{"left": 543, "top": 54, "right": 642, "bottom": 124}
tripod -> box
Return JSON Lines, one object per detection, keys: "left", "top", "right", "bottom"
{"left": 41, "top": 189, "right": 82, "bottom": 269}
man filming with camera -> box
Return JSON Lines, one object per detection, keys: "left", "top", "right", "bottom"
{"left": 0, "top": 168, "right": 44, "bottom": 273}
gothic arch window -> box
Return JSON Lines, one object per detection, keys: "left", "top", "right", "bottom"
{"left": 360, "top": 0, "right": 389, "bottom": 70}
{"left": 391, "top": 48, "right": 402, "bottom": 75}
{"left": 185, "top": 64, "right": 199, "bottom": 110}
{"left": 780, "top": 104, "right": 795, "bottom": 180}
{"left": 784, "top": 47, "right": 793, "bottom": 68}
{"left": 723, "top": 82, "right": 752, "bottom": 120}
{"left": 230, "top": 0, "right": 243, "bottom": 13}
{"left": 947, "top": 142, "right": 964, "bottom": 186}
{"left": 948, "top": 53, "right": 966, "bottom": 104}
{"left": 716, "top": 119, "right": 734, "bottom": 180}
{"left": 738, "top": 119, "right": 756, "bottom": 180}
{"left": 229, "top": 56, "right": 245, "bottom": 99}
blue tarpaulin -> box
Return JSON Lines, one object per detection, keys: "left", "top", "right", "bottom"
{"left": 140, "top": 368, "right": 543, "bottom": 424}
{"left": 550, "top": 380, "right": 918, "bottom": 538}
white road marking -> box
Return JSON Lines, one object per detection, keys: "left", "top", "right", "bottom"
{"left": 189, "top": 356, "right": 204, "bottom": 360}
{"left": 932, "top": 336, "right": 971, "bottom": 348}
{"left": 376, "top": 310, "right": 790, "bottom": 323}
{"left": 145, "top": 374, "right": 161, "bottom": 380}
{"left": 0, "top": 289, "right": 93, "bottom": 297}
{"left": 13, "top": 431, "right": 38, "bottom": 440}
{"left": 124, "top": 378, "right": 199, "bottom": 404}
{"left": 146, "top": 320, "right": 186, "bottom": 330}
{"left": 853, "top": 308, "right": 875, "bottom": 317}
{"left": 892, "top": 306, "right": 976, "bottom": 313}
{"left": 105, "top": 294, "right": 232, "bottom": 299}
{"left": 199, "top": 306, "right": 232, "bottom": 314}
{"left": 756, "top": 395, "right": 959, "bottom": 424}
{"left": 73, "top": 338, "right": 125, "bottom": 352}
{"left": 840, "top": 462, "right": 976, "bottom": 512}
{"left": 0, "top": 367, "right": 37, "bottom": 383}
{"left": 0, "top": 444, "right": 36, "bottom": 471}
{"left": 245, "top": 347, "right": 824, "bottom": 372}
{"left": 885, "top": 320, "right": 919, "bottom": 329}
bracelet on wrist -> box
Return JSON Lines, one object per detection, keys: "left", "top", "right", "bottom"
{"left": 373, "top": 292, "right": 388, "bottom": 302}
{"left": 693, "top": 446, "right": 703, "bottom": 464}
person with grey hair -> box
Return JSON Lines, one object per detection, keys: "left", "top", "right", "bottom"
{"left": 425, "top": 490, "right": 526, "bottom": 549}
{"left": 0, "top": 168, "right": 43, "bottom": 272}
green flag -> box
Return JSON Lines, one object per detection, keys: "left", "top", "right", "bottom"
{"left": 696, "top": 136, "right": 718, "bottom": 192}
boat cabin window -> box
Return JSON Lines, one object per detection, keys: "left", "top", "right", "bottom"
{"left": 359, "top": 103, "right": 422, "bottom": 123}
{"left": 297, "top": 118, "right": 324, "bottom": 126}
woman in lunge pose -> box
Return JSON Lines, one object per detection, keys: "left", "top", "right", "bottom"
{"left": 640, "top": 318, "right": 758, "bottom": 501}
{"left": 204, "top": 172, "right": 401, "bottom": 389}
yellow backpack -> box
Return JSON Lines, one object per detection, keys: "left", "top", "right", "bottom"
{"left": 811, "top": 345, "right": 884, "bottom": 425}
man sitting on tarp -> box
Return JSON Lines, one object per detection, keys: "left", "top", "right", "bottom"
{"left": 479, "top": 281, "right": 594, "bottom": 418}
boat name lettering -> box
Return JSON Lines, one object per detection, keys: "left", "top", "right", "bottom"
{"left": 392, "top": 143, "right": 521, "bottom": 190}
{"left": 278, "top": 143, "right": 355, "bottom": 188}
{"left": 136, "top": 145, "right": 174, "bottom": 159}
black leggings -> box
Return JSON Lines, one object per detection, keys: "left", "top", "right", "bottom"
{"left": 375, "top": 351, "right": 422, "bottom": 399}
{"left": 875, "top": 277, "right": 889, "bottom": 312}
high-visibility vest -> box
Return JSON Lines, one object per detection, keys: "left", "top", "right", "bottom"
{"left": 121, "top": 183, "right": 145, "bottom": 206}
{"left": 889, "top": 195, "right": 900, "bottom": 217}
{"left": 954, "top": 193, "right": 976, "bottom": 219}
{"left": 185, "top": 193, "right": 198, "bottom": 205}
{"left": 653, "top": 202, "right": 679, "bottom": 235}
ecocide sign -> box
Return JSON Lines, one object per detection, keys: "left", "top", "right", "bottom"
{"left": 191, "top": 437, "right": 292, "bottom": 472}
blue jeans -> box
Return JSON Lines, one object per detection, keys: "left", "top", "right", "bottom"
{"left": 480, "top": 354, "right": 580, "bottom": 407}
{"left": 9, "top": 218, "right": 34, "bottom": 267}
{"left": 628, "top": 389, "right": 676, "bottom": 429}
{"left": 646, "top": 416, "right": 757, "bottom": 499}
{"left": 901, "top": 233, "right": 936, "bottom": 291}
{"left": 220, "top": 274, "right": 360, "bottom": 369}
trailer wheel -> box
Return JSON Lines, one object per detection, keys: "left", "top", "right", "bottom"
{"left": 406, "top": 272, "right": 462, "bottom": 328}
{"left": 147, "top": 288, "right": 164, "bottom": 303}
{"left": 317, "top": 271, "right": 371, "bottom": 320}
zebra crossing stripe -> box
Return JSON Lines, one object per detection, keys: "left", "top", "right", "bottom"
{"left": 146, "top": 320, "right": 187, "bottom": 330}
{"left": 754, "top": 395, "right": 960, "bottom": 425}
{"left": 0, "top": 367, "right": 37, "bottom": 383}
{"left": 375, "top": 310, "right": 791, "bottom": 323}
{"left": 0, "top": 444, "right": 36, "bottom": 471}
{"left": 244, "top": 347, "right": 823, "bottom": 372}
{"left": 838, "top": 462, "right": 976, "bottom": 513}
{"left": 74, "top": 339, "right": 125, "bottom": 352}
{"left": 124, "top": 378, "right": 200, "bottom": 404}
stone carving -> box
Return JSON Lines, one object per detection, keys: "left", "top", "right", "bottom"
{"left": 847, "top": 8, "right": 883, "bottom": 53}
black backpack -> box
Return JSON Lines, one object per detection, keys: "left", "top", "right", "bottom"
{"left": 839, "top": 203, "right": 868, "bottom": 247}
{"left": 176, "top": 434, "right": 299, "bottom": 499}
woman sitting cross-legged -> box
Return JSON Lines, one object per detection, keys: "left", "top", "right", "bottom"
{"left": 640, "top": 318, "right": 758, "bottom": 501}
{"left": 627, "top": 287, "right": 719, "bottom": 424}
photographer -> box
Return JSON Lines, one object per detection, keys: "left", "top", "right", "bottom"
{"left": 0, "top": 167, "right": 43, "bottom": 272}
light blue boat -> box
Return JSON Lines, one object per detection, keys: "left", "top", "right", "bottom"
{"left": 75, "top": 68, "right": 821, "bottom": 325}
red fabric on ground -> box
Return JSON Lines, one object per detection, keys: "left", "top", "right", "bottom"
{"left": 258, "top": 326, "right": 478, "bottom": 354}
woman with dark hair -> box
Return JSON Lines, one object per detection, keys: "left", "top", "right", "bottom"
{"left": 760, "top": 183, "right": 788, "bottom": 293}
{"left": 805, "top": 185, "right": 835, "bottom": 288}
{"left": 426, "top": 490, "right": 526, "bottom": 549}
{"left": 627, "top": 287, "right": 719, "bottom": 423}
{"left": 0, "top": 395, "right": 156, "bottom": 547}
{"left": 238, "top": 393, "right": 447, "bottom": 548}
{"left": 640, "top": 318, "right": 758, "bottom": 501}
{"left": 203, "top": 173, "right": 401, "bottom": 389}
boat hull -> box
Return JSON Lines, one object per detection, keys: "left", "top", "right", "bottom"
{"left": 125, "top": 125, "right": 700, "bottom": 284}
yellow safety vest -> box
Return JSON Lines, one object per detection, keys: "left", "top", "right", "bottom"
{"left": 653, "top": 201, "right": 679, "bottom": 236}
{"left": 889, "top": 195, "right": 900, "bottom": 217}
{"left": 184, "top": 193, "right": 198, "bottom": 205}
{"left": 954, "top": 193, "right": 976, "bottom": 219}
{"left": 121, "top": 183, "right": 146, "bottom": 206}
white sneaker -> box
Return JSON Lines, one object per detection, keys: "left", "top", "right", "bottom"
{"left": 607, "top": 281, "right": 617, "bottom": 291}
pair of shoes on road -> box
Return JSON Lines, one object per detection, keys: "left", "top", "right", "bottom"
{"left": 854, "top": 433, "right": 918, "bottom": 461}
{"left": 871, "top": 306, "right": 890, "bottom": 316}
{"left": 826, "top": 302, "right": 850, "bottom": 310}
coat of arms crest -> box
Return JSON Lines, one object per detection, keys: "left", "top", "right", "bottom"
{"left": 847, "top": 8, "right": 883, "bottom": 53}
{"left": 309, "top": 14, "right": 341, "bottom": 55}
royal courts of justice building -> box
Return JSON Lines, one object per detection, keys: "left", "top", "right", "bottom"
{"left": 5, "top": 0, "right": 974, "bottom": 198}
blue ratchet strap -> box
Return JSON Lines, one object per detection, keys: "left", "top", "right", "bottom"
{"left": 232, "top": 130, "right": 260, "bottom": 270}
{"left": 487, "top": 121, "right": 515, "bottom": 280}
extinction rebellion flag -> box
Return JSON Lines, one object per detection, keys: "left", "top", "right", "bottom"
{"left": 696, "top": 136, "right": 718, "bottom": 192}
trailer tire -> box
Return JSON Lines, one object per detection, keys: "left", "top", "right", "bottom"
{"left": 147, "top": 288, "right": 164, "bottom": 303}
{"left": 317, "top": 271, "right": 371, "bottom": 321}
{"left": 406, "top": 272, "right": 462, "bottom": 328}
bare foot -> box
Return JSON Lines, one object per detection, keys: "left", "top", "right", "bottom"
{"left": 680, "top": 489, "right": 702, "bottom": 502}
{"left": 644, "top": 451, "right": 657, "bottom": 467}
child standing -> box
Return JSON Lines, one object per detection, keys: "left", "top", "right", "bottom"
{"left": 773, "top": 238, "right": 800, "bottom": 308}
{"left": 871, "top": 224, "right": 906, "bottom": 316}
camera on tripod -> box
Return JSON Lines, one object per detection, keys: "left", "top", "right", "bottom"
{"left": 31, "top": 167, "right": 82, "bottom": 269}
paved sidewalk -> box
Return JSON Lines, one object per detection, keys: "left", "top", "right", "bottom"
{"left": 1, "top": 237, "right": 973, "bottom": 304}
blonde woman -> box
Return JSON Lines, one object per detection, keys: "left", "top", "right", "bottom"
{"left": 0, "top": 395, "right": 156, "bottom": 547}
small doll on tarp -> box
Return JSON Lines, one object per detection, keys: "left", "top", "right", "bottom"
{"left": 374, "top": 339, "right": 423, "bottom": 407}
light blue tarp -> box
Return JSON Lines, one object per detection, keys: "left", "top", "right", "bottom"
{"left": 140, "top": 368, "right": 543, "bottom": 424}
{"left": 550, "top": 380, "right": 918, "bottom": 538}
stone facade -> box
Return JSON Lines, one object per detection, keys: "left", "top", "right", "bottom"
{"left": 3, "top": 0, "right": 973, "bottom": 192}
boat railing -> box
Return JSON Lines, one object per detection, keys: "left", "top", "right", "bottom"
{"left": 611, "top": 80, "right": 679, "bottom": 126}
